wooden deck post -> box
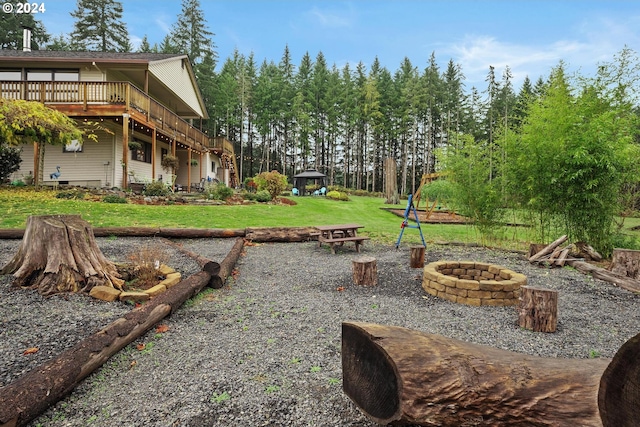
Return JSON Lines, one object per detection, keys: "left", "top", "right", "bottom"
{"left": 353, "top": 256, "right": 377, "bottom": 286}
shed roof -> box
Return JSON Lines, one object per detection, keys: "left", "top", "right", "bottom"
{"left": 293, "top": 170, "right": 326, "bottom": 179}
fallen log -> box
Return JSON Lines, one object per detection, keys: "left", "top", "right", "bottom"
{"left": 566, "top": 260, "right": 640, "bottom": 294}
{"left": 0, "top": 237, "right": 246, "bottom": 427}
{"left": 0, "top": 228, "right": 247, "bottom": 239}
{"left": 528, "top": 235, "right": 568, "bottom": 263}
{"left": 160, "top": 238, "right": 223, "bottom": 288}
{"left": 342, "top": 321, "right": 611, "bottom": 426}
{"left": 245, "top": 226, "right": 319, "bottom": 242}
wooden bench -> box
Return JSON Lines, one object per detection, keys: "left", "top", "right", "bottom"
{"left": 319, "top": 236, "right": 370, "bottom": 254}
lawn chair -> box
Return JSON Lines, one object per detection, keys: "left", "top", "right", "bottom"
{"left": 319, "top": 187, "right": 327, "bottom": 196}
{"left": 292, "top": 188, "right": 300, "bottom": 196}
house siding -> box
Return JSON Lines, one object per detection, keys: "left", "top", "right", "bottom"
{"left": 149, "top": 59, "right": 204, "bottom": 118}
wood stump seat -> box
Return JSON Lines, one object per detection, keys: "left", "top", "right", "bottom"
{"left": 352, "top": 256, "right": 377, "bottom": 286}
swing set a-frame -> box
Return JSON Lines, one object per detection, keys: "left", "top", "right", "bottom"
{"left": 394, "top": 172, "right": 446, "bottom": 249}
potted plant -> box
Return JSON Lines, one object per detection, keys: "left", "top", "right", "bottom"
{"left": 161, "top": 154, "right": 179, "bottom": 173}
{"left": 190, "top": 159, "right": 199, "bottom": 167}
{"left": 128, "top": 140, "right": 142, "bottom": 151}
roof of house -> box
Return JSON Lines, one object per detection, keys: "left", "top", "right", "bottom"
{"left": 0, "top": 50, "right": 208, "bottom": 119}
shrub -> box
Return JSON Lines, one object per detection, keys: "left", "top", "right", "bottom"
{"left": 143, "top": 180, "right": 169, "bottom": 197}
{"left": 254, "top": 170, "right": 288, "bottom": 200}
{"left": 103, "top": 194, "right": 128, "bottom": 204}
{"left": 255, "top": 190, "right": 272, "bottom": 202}
{"left": 0, "top": 144, "right": 22, "bottom": 182}
{"left": 56, "top": 189, "right": 85, "bottom": 199}
{"left": 241, "top": 191, "right": 257, "bottom": 201}
{"left": 207, "top": 183, "right": 234, "bottom": 201}
{"left": 326, "top": 190, "right": 350, "bottom": 201}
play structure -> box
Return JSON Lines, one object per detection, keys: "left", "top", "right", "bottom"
{"left": 412, "top": 172, "right": 451, "bottom": 219}
{"left": 395, "top": 194, "right": 426, "bottom": 248}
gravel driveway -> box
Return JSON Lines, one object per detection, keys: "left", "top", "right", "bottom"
{"left": 1, "top": 237, "right": 639, "bottom": 426}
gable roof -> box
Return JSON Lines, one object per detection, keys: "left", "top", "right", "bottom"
{"left": 0, "top": 50, "right": 208, "bottom": 119}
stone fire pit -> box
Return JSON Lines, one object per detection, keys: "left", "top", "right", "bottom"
{"left": 423, "top": 261, "right": 527, "bottom": 306}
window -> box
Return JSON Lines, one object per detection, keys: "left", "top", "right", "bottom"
{"left": 131, "top": 139, "right": 152, "bottom": 163}
{"left": 26, "top": 69, "right": 79, "bottom": 81}
{"left": 0, "top": 70, "right": 21, "bottom": 80}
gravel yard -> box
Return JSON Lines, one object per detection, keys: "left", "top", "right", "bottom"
{"left": 1, "top": 236, "right": 639, "bottom": 426}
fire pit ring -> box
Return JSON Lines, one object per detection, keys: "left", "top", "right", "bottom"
{"left": 423, "top": 261, "right": 527, "bottom": 306}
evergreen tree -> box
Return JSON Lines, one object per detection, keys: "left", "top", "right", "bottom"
{"left": 137, "top": 35, "right": 158, "bottom": 53}
{"left": 159, "top": 35, "right": 179, "bottom": 54}
{"left": 69, "top": 0, "right": 130, "bottom": 52}
{"left": 169, "top": 0, "right": 216, "bottom": 66}
{"left": 0, "top": 1, "right": 49, "bottom": 50}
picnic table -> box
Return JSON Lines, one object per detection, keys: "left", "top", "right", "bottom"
{"left": 314, "top": 224, "right": 369, "bottom": 254}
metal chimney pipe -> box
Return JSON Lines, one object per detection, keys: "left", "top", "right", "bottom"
{"left": 22, "top": 27, "right": 32, "bottom": 52}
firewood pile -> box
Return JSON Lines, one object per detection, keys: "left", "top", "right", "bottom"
{"left": 529, "top": 235, "right": 640, "bottom": 294}
{"left": 528, "top": 235, "right": 602, "bottom": 267}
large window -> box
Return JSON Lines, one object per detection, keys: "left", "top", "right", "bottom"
{"left": 26, "top": 69, "right": 79, "bottom": 81}
{"left": 131, "top": 139, "right": 152, "bottom": 163}
{"left": 0, "top": 70, "right": 21, "bottom": 80}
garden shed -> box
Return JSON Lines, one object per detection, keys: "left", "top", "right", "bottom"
{"left": 293, "top": 170, "right": 327, "bottom": 196}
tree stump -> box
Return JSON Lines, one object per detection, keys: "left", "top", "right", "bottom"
{"left": 518, "top": 286, "right": 558, "bottom": 332}
{"left": 610, "top": 248, "right": 640, "bottom": 279}
{"left": 352, "top": 256, "right": 377, "bottom": 286}
{"left": 342, "top": 321, "right": 612, "bottom": 426}
{"left": 0, "top": 215, "right": 123, "bottom": 296}
{"left": 410, "top": 245, "right": 425, "bottom": 268}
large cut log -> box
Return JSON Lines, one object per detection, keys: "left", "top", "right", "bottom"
{"left": 0, "top": 237, "right": 246, "bottom": 427}
{"left": 245, "top": 226, "right": 319, "bottom": 242}
{"left": 409, "top": 245, "right": 425, "bottom": 268}
{"left": 0, "top": 215, "right": 123, "bottom": 296}
{"left": 528, "top": 235, "right": 568, "bottom": 262}
{"left": 598, "top": 329, "right": 640, "bottom": 427}
{"left": 342, "top": 321, "right": 611, "bottom": 426}
{"left": 567, "top": 260, "right": 640, "bottom": 294}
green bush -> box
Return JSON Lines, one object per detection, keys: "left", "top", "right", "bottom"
{"left": 56, "top": 189, "right": 85, "bottom": 199}
{"left": 207, "top": 183, "right": 234, "bottom": 201}
{"left": 143, "top": 180, "right": 169, "bottom": 197}
{"left": 326, "top": 190, "right": 350, "bottom": 201}
{"left": 255, "top": 190, "right": 272, "bottom": 202}
{"left": 254, "top": 171, "right": 288, "bottom": 200}
{"left": 0, "top": 144, "right": 22, "bottom": 182}
{"left": 103, "top": 194, "right": 128, "bottom": 204}
{"left": 241, "top": 191, "right": 257, "bottom": 201}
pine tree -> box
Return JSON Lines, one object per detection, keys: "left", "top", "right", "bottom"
{"left": 159, "top": 35, "right": 179, "bottom": 54}
{"left": 138, "top": 35, "right": 158, "bottom": 53}
{"left": 169, "top": 0, "right": 216, "bottom": 66}
{"left": 69, "top": 0, "right": 130, "bottom": 52}
{"left": 0, "top": 1, "right": 49, "bottom": 50}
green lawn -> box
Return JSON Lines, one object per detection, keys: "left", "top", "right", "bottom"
{"left": 0, "top": 187, "right": 523, "bottom": 248}
{"left": 3, "top": 187, "right": 637, "bottom": 251}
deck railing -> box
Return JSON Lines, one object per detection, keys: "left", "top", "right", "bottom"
{"left": 0, "top": 80, "right": 210, "bottom": 149}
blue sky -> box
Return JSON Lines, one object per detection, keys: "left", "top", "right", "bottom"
{"left": 39, "top": 1, "right": 640, "bottom": 90}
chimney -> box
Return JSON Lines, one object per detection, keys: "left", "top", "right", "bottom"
{"left": 22, "top": 27, "right": 32, "bottom": 52}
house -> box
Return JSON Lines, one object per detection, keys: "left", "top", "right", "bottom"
{"left": 0, "top": 48, "right": 238, "bottom": 190}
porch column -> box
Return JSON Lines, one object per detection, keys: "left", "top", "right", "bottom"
{"left": 122, "top": 113, "right": 129, "bottom": 190}
{"left": 187, "top": 149, "right": 192, "bottom": 193}
{"left": 151, "top": 128, "right": 157, "bottom": 181}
